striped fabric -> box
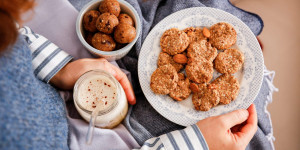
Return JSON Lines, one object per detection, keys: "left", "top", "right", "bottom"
{"left": 139, "top": 124, "right": 208, "bottom": 150}
{"left": 19, "top": 26, "right": 73, "bottom": 83}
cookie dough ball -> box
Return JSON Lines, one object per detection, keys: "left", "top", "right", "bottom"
{"left": 150, "top": 64, "right": 178, "bottom": 95}
{"left": 209, "top": 22, "right": 237, "bottom": 50}
{"left": 118, "top": 14, "right": 134, "bottom": 26}
{"left": 183, "top": 27, "right": 207, "bottom": 43}
{"left": 211, "top": 74, "right": 240, "bottom": 104}
{"left": 99, "top": 0, "right": 120, "bottom": 17}
{"left": 92, "top": 33, "right": 116, "bottom": 51}
{"left": 157, "top": 52, "right": 184, "bottom": 72}
{"left": 160, "top": 28, "right": 189, "bottom": 55}
{"left": 169, "top": 73, "right": 191, "bottom": 101}
{"left": 214, "top": 49, "right": 244, "bottom": 74}
{"left": 96, "top": 13, "right": 119, "bottom": 34}
{"left": 83, "top": 10, "right": 100, "bottom": 32}
{"left": 187, "top": 40, "right": 217, "bottom": 62}
{"left": 114, "top": 23, "right": 136, "bottom": 43}
{"left": 186, "top": 58, "right": 214, "bottom": 84}
{"left": 192, "top": 84, "right": 220, "bottom": 111}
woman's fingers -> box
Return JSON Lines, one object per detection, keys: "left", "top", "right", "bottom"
{"left": 238, "top": 104, "right": 258, "bottom": 139}
{"left": 195, "top": 103, "right": 257, "bottom": 150}
{"left": 241, "top": 104, "right": 258, "bottom": 134}
{"left": 219, "top": 109, "right": 249, "bottom": 129}
{"left": 234, "top": 104, "right": 258, "bottom": 144}
{"left": 109, "top": 63, "right": 136, "bottom": 105}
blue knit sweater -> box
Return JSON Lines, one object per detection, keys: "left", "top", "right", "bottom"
{"left": 0, "top": 35, "right": 69, "bottom": 150}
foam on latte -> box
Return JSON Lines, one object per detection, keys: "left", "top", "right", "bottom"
{"left": 77, "top": 75, "right": 117, "bottom": 112}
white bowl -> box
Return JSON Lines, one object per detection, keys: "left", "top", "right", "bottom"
{"left": 76, "top": 0, "right": 141, "bottom": 61}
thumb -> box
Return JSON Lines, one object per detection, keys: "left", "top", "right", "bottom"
{"left": 235, "top": 104, "right": 258, "bottom": 144}
{"left": 219, "top": 109, "right": 249, "bottom": 129}
{"left": 106, "top": 67, "right": 117, "bottom": 77}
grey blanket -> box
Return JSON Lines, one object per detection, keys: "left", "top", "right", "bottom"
{"left": 69, "top": 0, "right": 275, "bottom": 149}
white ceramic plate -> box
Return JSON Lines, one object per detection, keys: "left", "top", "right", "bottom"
{"left": 138, "top": 7, "right": 264, "bottom": 126}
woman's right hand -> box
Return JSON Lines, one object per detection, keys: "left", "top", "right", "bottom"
{"left": 196, "top": 104, "right": 258, "bottom": 150}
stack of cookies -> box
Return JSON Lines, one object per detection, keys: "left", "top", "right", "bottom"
{"left": 82, "top": 0, "right": 136, "bottom": 51}
{"left": 150, "top": 22, "right": 244, "bottom": 111}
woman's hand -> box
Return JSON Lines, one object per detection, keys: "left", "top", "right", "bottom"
{"left": 50, "top": 58, "right": 136, "bottom": 105}
{"left": 196, "top": 104, "right": 257, "bottom": 150}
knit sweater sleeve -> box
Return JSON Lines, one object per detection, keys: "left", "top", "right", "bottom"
{"left": 138, "top": 124, "right": 209, "bottom": 150}
{"left": 19, "top": 26, "right": 73, "bottom": 83}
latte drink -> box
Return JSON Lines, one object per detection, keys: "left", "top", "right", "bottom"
{"left": 73, "top": 70, "right": 128, "bottom": 128}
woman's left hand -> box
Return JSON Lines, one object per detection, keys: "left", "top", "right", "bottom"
{"left": 50, "top": 58, "right": 136, "bottom": 105}
{"left": 196, "top": 104, "right": 258, "bottom": 150}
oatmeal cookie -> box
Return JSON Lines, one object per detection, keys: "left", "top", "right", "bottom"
{"left": 150, "top": 64, "right": 178, "bottom": 95}
{"left": 92, "top": 33, "right": 116, "bottom": 51}
{"left": 187, "top": 40, "right": 218, "bottom": 62}
{"left": 209, "top": 22, "right": 237, "bottom": 50}
{"left": 83, "top": 10, "right": 101, "bottom": 32}
{"left": 214, "top": 49, "right": 244, "bottom": 74}
{"left": 96, "top": 13, "right": 119, "bottom": 34}
{"left": 183, "top": 27, "right": 207, "bottom": 43}
{"left": 160, "top": 28, "right": 189, "bottom": 55}
{"left": 211, "top": 74, "right": 240, "bottom": 104}
{"left": 169, "top": 73, "right": 191, "bottom": 101}
{"left": 185, "top": 58, "right": 214, "bottom": 83}
{"left": 192, "top": 84, "right": 220, "bottom": 111}
{"left": 157, "top": 52, "right": 184, "bottom": 72}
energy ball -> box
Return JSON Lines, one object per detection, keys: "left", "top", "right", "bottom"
{"left": 115, "top": 43, "right": 126, "bottom": 50}
{"left": 96, "top": 13, "right": 119, "bottom": 34}
{"left": 118, "top": 14, "right": 134, "bottom": 26}
{"left": 83, "top": 10, "right": 100, "bottom": 32}
{"left": 99, "top": 0, "right": 121, "bottom": 17}
{"left": 85, "top": 32, "right": 94, "bottom": 46}
{"left": 114, "top": 23, "right": 136, "bottom": 43}
{"left": 92, "top": 33, "right": 116, "bottom": 51}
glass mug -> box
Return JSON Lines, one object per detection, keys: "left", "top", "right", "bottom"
{"left": 73, "top": 70, "right": 128, "bottom": 129}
